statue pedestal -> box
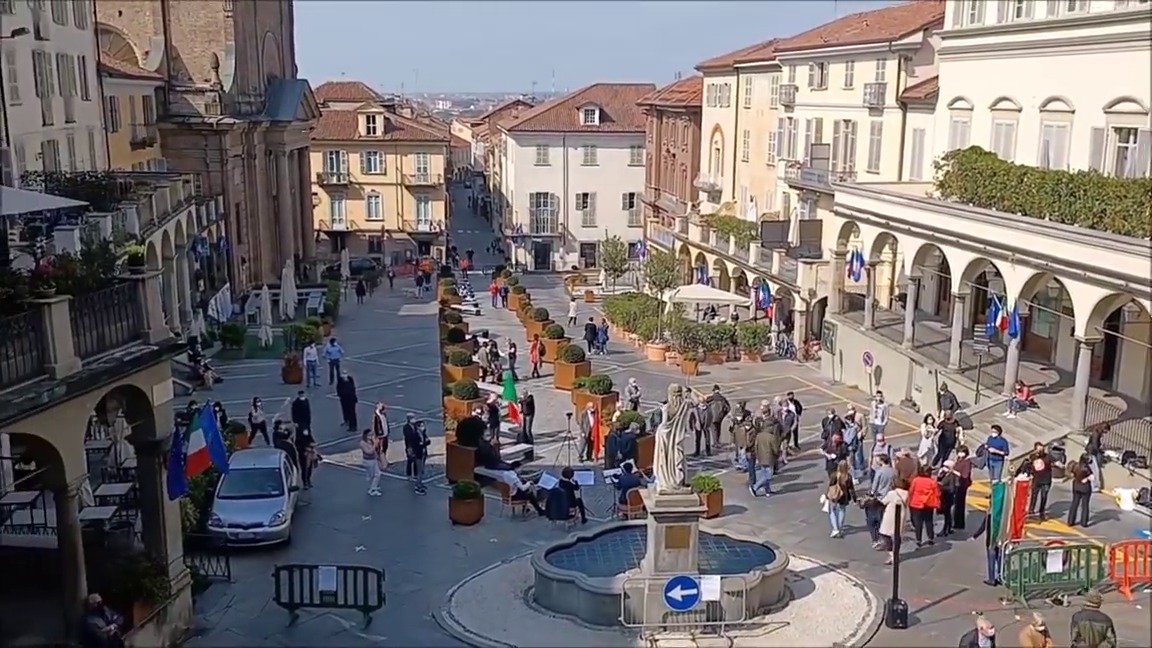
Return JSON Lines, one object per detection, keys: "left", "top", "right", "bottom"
{"left": 640, "top": 488, "right": 705, "bottom": 575}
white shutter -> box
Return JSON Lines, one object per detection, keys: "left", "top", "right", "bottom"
{"left": 996, "top": 0, "right": 1010, "bottom": 22}
{"left": 1045, "top": 0, "right": 1061, "bottom": 17}
{"left": 589, "top": 192, "right": 597, "bottom": 221}
{"left": 767, "top": 131, "right": 777, "bottom": 163}
{"left": 831, "top": 121, "right": 842, "bottom": 171}
{"left": 802, "top": 119, "right": 812, "bottom": 162}
{"left": 1087, "top": 127, "right": 1107, "bottom": 172}
{"left": 909, "top": 128, "right": 926, "bottom": 181}
{"left": 868, "top": 121, "right": 884, "bottom": 172}
{"left": 339, "top": 150, "right": 349, "bottom": 172}
{"left": 1131, "top": 129, "right": 1151, "bottom": 178}
{"left": 359, "top": 152, "right": 367, "bottom": 174}
{"left": 807, "top": 63, "right": 816, "bottom": 89}
{"left": 951, "top": 2, "right": 964, "bottom": 26}
{"left": 812, "top": 117, "right": 824, "bottom": 144}
{"left": 775, "top": 118, "right": 785, "bottom": 160}
{"left": 845, "top": 121, "right": 858, "bottom": 172}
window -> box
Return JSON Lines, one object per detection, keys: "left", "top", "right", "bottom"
{"left": 365, "top": 192, "right": 382, "bottom": 220}
{"left": 77, "top": 55, "right": 90, "bottom": 100}
{"left": 742, "top": 76, "right": 753, "bottom": 108}
{"left": 72, "top": 0, "right": 88, "bottom": 29}
{"left": 1051, "top": 0, "right": 1090, "bottom": 16}
{"left": 786, "top": 118, "right": 798, "bottom": 159}
{"left": 622, "top": 192, "right": 641, "bottom": 227}
{"left": 416, "top": 195, "right": 432, "bottom": 225}
{"left": 0, "top": 1, "right": 13, "bottom": 15}
{"left": 768, "top": 75, "right": 780, "bottom": 108}
{"left": 766, "top": 130, "right": 777, "bottom": 165}
{"left": 65, "top": 133, "right": 76, "bottom": 171}
{"left": 41, "top": 139, "right": 60, "bottom": 172}
{"left": 529, "top": 192, "right": 557, "bottom": 232}
{"left": 412, "top": 152, "right": 429, "bottom": 178}
{"left": 367, "top": 235, "right": 384, "bottom": 255}
{"left": 740, "top": 129, "right": 750, "bottom": 162}
{"left": 57, "top": 53, "right": 77, "bottom": 123}
{"left": 329, "top": 195, "right": 346, "bottom": 226}
{"left": 719, "top": 84, "right": 732, "bottom": 108}
{"left": 361, "top": 150, "right": 382, "bottom": 174}
{"left": 802, "top": 119, "right": 813, "bottom": 161}
{"left": 947, "top": 117, "right": 971, "bottom": 150}
{"left": 87, "top": 128, "right": 98, "bottom": 170}
{"left": 787, "top": 65, "right": 796, "bottom": 84}
{"left": 534, "top": 144, "right": 549, "bottom": 165}
{"left": 142, "top": 94, "right": 155, "bottom": 123}
{"left": 908, "top": 128, "right": 926, "bottom": 180}
{"left": 575, "top": 192, "right": 596, "bottom": 227}
{"left": 1038, "top": 123, "right": 1070, "bottom": 170}
{"left": 628, "top": 145, "right": 644, "bottom": 166}
{"left": 776, "top": 117, "right": 799, "bottom": 161}
{"left": 1092, "top": 127, "right": 1150, "bottom": 177}
{"left": 705, "top": 84, "right": 714, "bottom": 107}
{"left": 49, "top": 0, "right": 66, "bottom": 25}
{"left": 1000, "top": 0, "right": 1034, "bottom": 21}
{"left": 807, "top": 62, "right": 829, "bottom": 90}
{"left": 581, "top": 145, "right": 597, "bottom": 166}
{"left": 990, "top": 121, "right": 1018, "bottom": 160}
{"left": 874, "top": 59, "right": 887, "bottom": 83}
{"left": 128, "top": 96, "right": 138, "bottom": 134}
{"left": 831, "top": 120, "right": 858, "bottom": 172}
{"left": 843, "top": 60, "right": 855, "bottom": 89}
{"left": 3, "top": 49, "right": 18, "bottom": 104}
{"left": 364, "top": 114, "right": 378, "bottom": 136}
{"left": 105, "top": 95, "right": 121, "bottom": 132}
{"left": 581, "top": 107, "right": 599, "bottom": 125}
{"left": 14, "top": 142, "right": 26, "bottom": 177}
{"left": 866, "top": 120, "right": 884, "bottom": 172}
{"left": 325, "top": 149, "right": 347, "bottom": 173}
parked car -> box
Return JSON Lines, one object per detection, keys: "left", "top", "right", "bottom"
{"left": 207, "top": 448, "right": 301, "bottom": 546}
{"left": 321, "top": 256, "right": 379, "bottom": 280}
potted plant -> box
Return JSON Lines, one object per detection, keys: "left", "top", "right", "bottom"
{"left": 680, "top": 350, "right": 701, "bottom": 376}
{"left": 218, "top": 322, "right": 246, "bottom": 349}
{"left": 29, "top": 268, "right": 57, "bottom": 298}
{"left": 737, "top": 322, "right": 771, "bottom": 362}
{"left": 636, "top": 318, "right": 667, "bottom": 362}
{"left": 571, "top": 374, "right": 619, "bottom": 418}
{"left": 583, "top": 287, "right": 597, "bottom": 303}
{"left": 441, "top": 285, "right": 462, "bottom": 306}
{"left": 443, "top": 348, "right": 480, "bottom": 384}
{"left": 304, "top": 316, "right": 324, "bottom": 334}
{"left": 700, "top": 324, "right": 731, "bottom": 365}
{"left": 443, "top": 326, "right": 474, "bottom": 355}
{"left": 444, "top": 378, "right": 484, "bottom": 421}
{"left": 553, "top": 344, "right": 591, "bottom": 391}
{"left": 691, "top": 473, "right": 724, "bottom": 519}
{"left": 449, "top": 480, "right": 485, "bottom": 525}
{"left": 110, "top": 553, "right": 172, "bottom": 625}
{"left": 441, "top": 309, "right": 469, "bottom": 335}
{"left": 125, "top": 244, "right": 147, "bottom": 274}
{"left": 540, "top": 323, "right": 569, "bottom": 364}
{"left": 281, "top": 323, "right": 316, "bottom": 384}
{"left": 508, "top": 284, "right": 527, "bottom": 311}
{"left": 525, "top": 307, "right": 553, "bottom": 342}
{"left": 516, "top": 299, "right": 534, "bottom": 324}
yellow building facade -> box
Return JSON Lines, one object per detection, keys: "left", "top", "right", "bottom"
{"left": 99, "top": 57, "right": 163, "bottom": 171}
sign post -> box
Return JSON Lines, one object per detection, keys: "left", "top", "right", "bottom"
{"left": 862, "top": 351, "right": 875, "bottom": 393}
{"left": 662, "top": 575, "right": 701, "bottom": 612}
{"left": 969, "top": 326, "right": 991, "bottom": 405}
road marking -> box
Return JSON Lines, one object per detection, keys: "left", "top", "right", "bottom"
{"left": 346, "top": 357, "right": 439, "bottom": 373}
{"left": 347, "top": 340, "right": 436, "bottom": 358}
{"left": 963, "top": 486, "right": 1102, "bottom": 544}
{"left": 788, "top": 373, "right": 920, "bottom": 432}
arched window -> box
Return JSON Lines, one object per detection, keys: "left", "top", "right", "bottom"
{"left": 1037, "top": 96, "right": 1075, "bottom": 170}
{"left": 1091, "top": 97, "right": 1151, "bottom": 177}
{"left": 987, "top": 96, "right": 1022, "bottom": 161}
{"left": 946, "top": 97, "right": 973, "bottom": 151}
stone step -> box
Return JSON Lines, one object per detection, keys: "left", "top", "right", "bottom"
{"left": 171, "top": 376, "right": 195, "bottom": 397}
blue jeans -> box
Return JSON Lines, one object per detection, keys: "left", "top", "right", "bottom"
{"left": 850, "top": 442, "right": 866, "bottom": 477}
{"left": 988, "top": 460, "right": 1004, "bottom": 481}
{"left": 305, "top": 361, "right": 319, "bottom": 387}
{"left": 1008, "top": 398, "right": 1028, "bottom": 413}
{"left": 327, "top": 359, "right": 341, "bottom": 384}
{"left": 985, "top": 545, "right": 1001, "bottom": 583}
{"left": 491, "top": 294, "right": 498, "bottom": 307}
{"left": 752, "top": 464, "right": 773, "bottom": 494}
{"left": 828, "top": 503, "right": 847, "bottom": 534}
{"left": 871, "top": 423, "right": 887, "bottom": 438}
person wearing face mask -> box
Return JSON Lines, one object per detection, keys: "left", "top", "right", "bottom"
{"left": 295, "top": 425, "right": 318, "bottom": 489}
{"left": 1018, "top": 612, "right": 1054, "bottom": 648}
{"left": 247, "top": 397, "right": 269, "bottom": 445}
{"left": 957, "top": 615, "right": 996, "bottom": 648}
{"left": 336, "top": 371, "right": 358, "bottom": 431}
{"left": 81, "top": 593, "right": 125, "bottom": 648}
{"left": 983, "top": 424, "right": 1010, "bottom": 481}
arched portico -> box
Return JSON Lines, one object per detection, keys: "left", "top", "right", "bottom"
{"left": 711, "top": 258, "right": 730, "bottom": 293}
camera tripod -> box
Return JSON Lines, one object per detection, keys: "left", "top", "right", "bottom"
{"left": 551, "top": 412, "right": 582, "bottom": 472}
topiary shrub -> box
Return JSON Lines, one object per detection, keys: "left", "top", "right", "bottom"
{"left": 447, "top": 349, "right": 474, "bottom": 367}
{"left": 616, "top": 410, "right": 647, "bottom": 433}
{"left": 443, "top": 286, "right": 459, "bottom": 297}
{"left": 543, "top": 324, "right": 566, "bottom": 339}
{"left": 582, "top": 374, "right": 614, "bottom": 395}
{"left": 511, "top": 284, "right": 526, "bottom": 295}
{"left": 531, "top": 307, "right": 550, "bottom": 322}
{"left": 445, "top": 327, "right": 467, "bottom": 344}
{"left": 442, "top": 310, "right": 464, "bottom": 325}
{"left": 439, "top": 278, "right": 456, "bottom": 287}
{"left": 736, "top": 322, "right": 771, "bottom": 351}
{"left": 558, "top": 344, "right": 586, "bottom": 364}
{"left": 442, "top": 382, "right": 454, "bottom": 397}
{"left": 690, "top": 473, "right": 722, "bottom": 494}
{"left": 505, "top": 276, "right": 520, "bottom": 287}
{"left": 452, "top": 480, "right": 483, "bottom": 500}
{"left": 500, "top": 269, "right": 513, "bottom": 279}
{"left": 452, "top": 379, "right": 480, "bottom": 401}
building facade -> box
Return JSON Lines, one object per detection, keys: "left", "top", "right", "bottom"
{"left": 479, "top": 97, "right": 533, "bottom": 231}
{"left": 636, "top": 75, "right": 702, "bottom": 247}
{"left": 310, "top": 80, "right": 449, "bottom": 265}
{"left": 99, "top": 55, "right": 163, "bottom": 170}
{"left": 498, "top": 83, "right": 655, "bottom": 270}
{"left": 731, "top": 45, "right": 784, "bottom": 221}
{"left": 96, "top": 0, "right": 319, "bottom": 291}
{"left": 1, "top": 0, "right": 106, "bottom": 177}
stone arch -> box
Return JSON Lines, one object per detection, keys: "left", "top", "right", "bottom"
{"left": 96, "top": 23, "right": 142, "bottom": 67}
{"left": 731, "top": 269, "right": 749, "bottom": 298}
{"left": 1016, "top": 272, "right": 1077, "bottom": 361}
{"left": 835, "top": 220, "right": 861, "bottom": 250}
{"left": 957, "top": 256, "right": 1011, "bottom": 330}
{"left": 988, "top": 96, "right": 1023, "bottom": 112}
{"left": 676, "top": 243, "right": 693, "bottom": 284}
{"left": 707, "top": 125, "right": 725, "bottom": 176}
{"left": 868, "top": 232, "right": 903, "bottom": 310}
{"left": 7, "top": 432, "right": 67, "bottom": 491}
{"left": 160, "top": 229, "right": 174, "bottom": 261}
{"left": 946, "top": 97, "right": 973, "bottom": 111}
{"left": 1038, "top": 96, "right": 1075, "bottom": 113}
{"left": 260, "top": 31, "right": 283, "bottom": 83}
{"left": 93, "top": 384, "right": 158, "bottom": 440}
{"left": 1102, "top": 96, "right": 1149, "bottom": 114}
{"left": 1085, "top": 293, "right": 1151, "bottom": 336}
{"left": 1082, "top": 293, "right": 1152, "bottom": 396}
{"left": 711, "top": 257, "right": 730, "bottom": 292}
{"left": 908, "top": 242, "right": 953, "bottom": 318}
{"left": 173, "top": 217, "right": 186, "bottom": 249}
{"left": 145, "top": 240, "right": 161, "bottom": 271}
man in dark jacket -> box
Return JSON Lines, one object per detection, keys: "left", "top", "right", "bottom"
{"left": 583, "top": 317, "right": 598, "bottom": 353}
{"left": 957, "top": 616, "right": 996, "bottom": 648}
{"left": 785, "top": 390, "right": 804, "bottom": 450}
{"left": 1070, "top": 590, "right": 1117, "bottom": 648}
{"left": 519, "top": 392, "right": 536, "bottom": 444}
{"left": 81, "top": 593, "right": 125, "bottom": 648}
{"left": 290, "top": 391, "right": 312, "bottom": 432}
{"left": 692, "top": 398, "right": 713, "bottom": 457}
{"left": 403, "top": 417, "right": 431, "bottom": 495}
{"left": 336, "top": 372, "right": 358, "bottom": 430}
{"left": 938, "top": 382, "right": 960, "bottom": 416}
{"left": 705, "top": 385, "right": 731, "bottom": 449}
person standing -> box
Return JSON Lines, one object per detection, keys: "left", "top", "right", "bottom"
{"left": 324, "top": 338, "right": 345, "bottom": 385}
{"left": 401, "top": 413, "right": 419, "bottom": 480}
{"left": 337, "top": 371, "right": 358, "bottom": 431}
{"left": 957, "top": 616, "right": 997, "bottom": 648}
{"left": 1020, "top": 442, "right": 1055, "bottom": 520}
{"left": 784, "top": 391, "right": 804, "bottom": 451}
{"left": 865, "top": 454, "right": 896, "bottom": 548}
{"left": 489, "top": 280, "right": 499, "bottom": 308}
{"left": 869, "top": 391, "right": 889, "bottom": 440}
{"left": 1017, "top": 612, "right": 1054, "bottom": 648}
{"left": 290, "top": 391, "right": 312, "bottom": 438}
{"left": 825, "top": 460, "right": 856, "bottom": 538}
{"left": 295, "top": 426, "right": 317, "bottom": 489}
{"left": 519, "top": 390, "right": 536, "bottom": 444}
{"left": 595, "top": 318, "right": 610, "bottom": 355}
{"left": 1069, "top": 590, "right": 1116, "bottom": 648}
{"left": 936, "top": 460, "right": 959, "bottom": 537}
{"left": 578, "top": 403, "right": 597, "bottom": 463}
{"left": 485, "top": 394, "right": 502, "bottom": 447}
{"left": 984, "top": 424, "right": 1010, "bottom": 481}
{"left": 934, "top": 410, "right": 962, "bottom": 467}
{"left": 386, "top": 267, "right": 395, "bottom": 290}
{"left": 360, "top": 429, "right": 382, "bottom": 496}
{"left": 937, "top": 383, "right": 960, "bottom": 417}
{"left": 507, "top": 341, "right": 519, "bottom": 382}
{"left": 1067, "top": 453, "right": 1095, "bottom": 528}
{"left": 625, "top": 378, "right": 642, "bottom": 411}
{"left": 706, "top": 385, "right": 731, "bottom": 451}
{"left": 879, "top": 478, "right": 909, "bottom": 564}
{"left": 908, "top": 464, "right": 941, "bottom": 546}
{"left": 247, "top": 397, "right": 269, "bottom": 445}
{"left": 567, "top": 297, "right": 578, "bottom": 326}
{"left": 750, "top": 416, "right": 780, "bottom": 497}
{"left": 529, "top": 335, "right": 542, "bottom": 379}
{"left": 952, "top": 445, "right": 973, "bottom": 531}
{"left": 404, "top": 418, "right": 431, "bottom": 495}
{"left": 499, "top": 283, "right": 510, "bottom": 309}
{"left": 582, "top": 317, "right": 597, "bottom": 353}
{"left": 302, "top": 341, "right": 320, "bottom": 388}
{"left": 355, "top": 278, "right": 367, "bottom": 304}
{"left": 692, "top": 398, "right": 714, "bottom": 457}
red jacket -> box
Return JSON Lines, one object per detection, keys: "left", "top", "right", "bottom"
{"left": 908, "top": 475, "right": 941, "bottom": 510}
{"left": 529, "top": 341, "right": 541, "bottom": 364}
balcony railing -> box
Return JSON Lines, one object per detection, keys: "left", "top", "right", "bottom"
{"left": 0, "top": 311, "right": 48, "bottom": 389}
{"left": 648, "top": 224, "right": 676, "bottom": 250}
{"left": 69, "top": 283, "right": 145, "bottom": 360}
{"left": 863, "top": 82, "right": 887, "bottom": 108}
{"left": 779, "top": 84, "right": 798, "bottom": 107}
{"left": 318, "top": 218, "right": 357, "bottom": 231}
{"left": 782, "top": 162, "right": 856, "bottom": 192}
{"left": 402, "top": 173, "right": 444, "bottom": 187}
{"left": 315, "top": 170, "right": 349, "bottom": 186}
{"left": 693, "top": 173, "right": 723, "bottom": 193}
{"left": 402, "top": 219, "right": 444, "bottom": 234}
{"left": 130, "top": 124, "right": 159, "bottom": 149}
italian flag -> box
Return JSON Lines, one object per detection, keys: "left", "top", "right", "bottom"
{"left": 501, "top": 370, "right": 521, "bottom": 425}
{"left": 988, "top": 477, "right": 1031, "bottom": 544}
{"left": 591, "top": 408, "right": 602, "bottom": 460}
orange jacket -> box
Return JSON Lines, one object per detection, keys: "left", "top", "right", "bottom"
{"left": 908, "top": 475, "right": 941, "bottom": 510}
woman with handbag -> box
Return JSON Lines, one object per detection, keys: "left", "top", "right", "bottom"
{"left": 824, "top": 460, "right": 856, "bottom": 538}
{"left": 879, "top": 478, "right": 910, "bottom": 563}
{"left": 908, "top": 464, "right": 942, "bottom": 546}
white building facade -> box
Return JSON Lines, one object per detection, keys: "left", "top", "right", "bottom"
{"left": 1, "top": 0, "right": 106, "bottom": 181}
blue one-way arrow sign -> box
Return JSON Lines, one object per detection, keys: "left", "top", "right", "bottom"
{"left": 663, "top": 575, "right": 701, "bottom": 612}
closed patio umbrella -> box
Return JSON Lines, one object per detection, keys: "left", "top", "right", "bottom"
{"left": 280, "top": 260, "right": 298, "bottom": 320}
{"left": 340, "top": 248, "right": 351, "bottom": 281}
{"left": 257, "top": 284, "right": 274, "bottom": 348}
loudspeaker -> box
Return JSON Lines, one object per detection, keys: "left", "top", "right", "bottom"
{"left": 884, "top": 597, "right": 908, "bottom": 629}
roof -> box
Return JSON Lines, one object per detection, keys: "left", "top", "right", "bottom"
{"left": 228, "top": 448, "right": 287, "bottom": 469}
{"left": 636, "top": 76, "right": 704, "bottom": 108}
{"left": 696, "top": 39, "right": 779, "bottom": 72}
{"left": 900, "top": 75, "right": 939, "bottom": 103}
{"left": 98, "top": 53, "right": 162, "bottom": 81}
{"left": 477, "top": 98, "right": 534, "bottom": 123}
{"left": 314, "top": 80, "right": 382, "bottom": 103}
{"left": 775, "top": 1, "right": 945, "bottom": 53}
{"left": 451, "top": 135, "right": 470, "bottom": 148}
{"left": 504, "top": 83, "right": 656, "bottom": 134}
{"left": 732, "top": 39, "right": 783, "bottom": 66}
{"left": 261, "top": 78, "right": 320, "bottom": 122}
{"left": 312, "top": 107, "right": 449, "bottom": 142}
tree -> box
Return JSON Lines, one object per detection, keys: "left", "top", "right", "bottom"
{"left": 644, "top": 248, "right": 681, "bottom": 338}
{"left": 599, "top": 235, "right": 630, "bottom": 294}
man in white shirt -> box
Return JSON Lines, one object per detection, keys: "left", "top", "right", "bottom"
{"left": 870, "top": 391, "right": 890, "bottom": 439}
{"left": 302, "top": 342, "right": 320, "bottom": 388}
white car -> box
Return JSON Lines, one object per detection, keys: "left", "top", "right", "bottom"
{"left": 207, "top": 448, "right": 301, "bottom": 546}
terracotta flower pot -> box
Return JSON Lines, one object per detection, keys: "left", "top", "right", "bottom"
{"left": 704, "top": 351, "right": 727, "bottom": 365}
{"left": 540, "top": 337, "right": 569, "bottom": 364}
{"left": 508, "top": 293, "right": 522, "bottom": 311}
{"left": 525, "top": 319, "right": 554, "bottom": 343}
{"left": 583, "top": 289, "right": 596, "bottom": 303}
{"left": 571, "top": 390, "right": 619, "bottom": 419}
{"left": 281, "top": 358, "right": 303, "bottom": 384}
{"left": 645, "top": 342, "right": 668, "bottom": 363}
{"left": 444, "top": 395, "right": 485, "bottom": 420}
{"left": 321, "top": 323, "right": 332, "bottom": 337}
{"left": 443, "top": 362, "right": 480, "bottom": 384}
{"left": 741, "top": 349, "right": 763, "bottom": 362}
{"left": 553, "top": 360, "right": 591, "bottom": 391}
{"left": 449, "top": 496, "right": 485, "bottom": 525}
{"left": 680, "top": 359, "right": 700, "bottom": 376}
{"left": 231, "top": 427, "right": 250, "bottom": 450}
{"left": 699, "top": 489, "right": 724, "bottom": 519}
{"left": 665, "top": 351, "right": 680, "bottom": 366}
{"left": 635, "top": 434, "right": 655, "bottom": 472}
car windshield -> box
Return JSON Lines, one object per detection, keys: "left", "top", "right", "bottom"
{"left": 216, "top": 467, "right": 285, "bottom": 500}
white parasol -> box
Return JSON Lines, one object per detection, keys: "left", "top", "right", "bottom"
{"left": 190, "top": 310, "right": 206, "bottom": 339}
{"left": 598, "top": 267, "right": 607, "bottom": 288}
{"left": 257, "top": 284, "right": 274, "bottom": 348}
{"left": 340, "top": 248, "right": 351, "bottom": 281}
{"left": 280, "top": 260, "right": 298, "bottom": 320}
{"left": 744, "top": 196, "right": 758, "bottom": 222}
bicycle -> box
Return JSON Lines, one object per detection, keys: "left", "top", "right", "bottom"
{"left": 774, "top": 332, "right": 796, "bottom": 360}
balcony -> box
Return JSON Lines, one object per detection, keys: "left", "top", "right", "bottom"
{"left": 693, "top": 172, "right": 723, "bottom": 193}
{"left": 315, "top": 170, "right": 349, "bottom": 186}
{"left": 782, "top": 161, "right": 856, "bottom": 193}
{"left": 528, "top": 211, "right": 561, "bottom": 236}
{"left": 317, "top": 218, "right": 360, "bottom": 232}
{"left": 863, "top": 82, "right": 887, "bottom": 109}
{"left": 129, "top": 124, "right": 159, "bottom": 149}
{"left": 402, "top": 220, "right": 445, "bottom": 236}
{"left": 779, "top": 84, "right": 798, "bottom": 107}
{"left": 402, "top": 173, "right": 444, "bottom": 187}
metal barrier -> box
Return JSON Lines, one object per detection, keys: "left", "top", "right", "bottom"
{"left": 620, "top": 575, "right": 751, "bottom": 638}
{"left": 1108, "top": 539, "right": 1152, "bottom": 601}
{"left": 271, "top": 564, "right": 385, "bottom": 627}
{"left": 999, "top": 540, "right": 1107, "bottom": 605}
{"left": 183, "top": 534, "right": 232, "bottom": 583}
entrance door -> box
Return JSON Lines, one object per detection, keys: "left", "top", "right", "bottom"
{"left": 531, "top": 241, "right": 551, "bottom": 271}
{"left": 579, "top": 243, "right": 598, "bottom": 268}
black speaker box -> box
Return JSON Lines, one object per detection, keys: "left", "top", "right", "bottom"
{"left": 884, "top": 597, "right": 909, "bottom": 629}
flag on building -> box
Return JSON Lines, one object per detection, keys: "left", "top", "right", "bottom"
{"left": 756, "top": 281, "right": 773, "bottom": 311}
{"left": 986, "top": 295, "right": 1003, "bottom": 339}
{"left": 186, "top": 403, "right": 230, "bottom": 479}
{"left": 1006, "top": 302, "right": 1021, "bottom": 339}
{"left": 501, "top": 370, "right": 521, "bottom": 425}
{"left": 166, "top": 425, "right": 189, "bottom": 501}
{"left": 847, "top": 248, "right": 865, "bottom": 282}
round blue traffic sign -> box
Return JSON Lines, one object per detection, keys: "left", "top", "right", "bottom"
{"left": 862, "top": 351, "right": 875, "bottom": 368}
{"left": 663, "top": 575, "right": 701, "bottom": 612}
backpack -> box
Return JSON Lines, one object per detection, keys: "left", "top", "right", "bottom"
{"left": 826, "top": 479, "right": 844, "bottom": 502}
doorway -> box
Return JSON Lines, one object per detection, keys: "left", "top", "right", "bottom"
{"left": 531, "top": 241, "right": 552, "bottom": 271}
{"left": 579, "top": 243, "right": 598, "bottom": 268}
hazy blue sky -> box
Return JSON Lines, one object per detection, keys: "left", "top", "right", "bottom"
{"left": 296, "top": 1, "right": 898, "bottom": 94}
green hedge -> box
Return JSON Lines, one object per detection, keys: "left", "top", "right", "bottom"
{"left": 933, "top": 147, "right": 1152, "bottom": 238}
{"left": 702, "top": 213, "right": 760, "bottom": 247}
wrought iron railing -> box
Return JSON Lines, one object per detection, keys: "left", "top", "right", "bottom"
{"left": 0, "top": 311, "right": 47, "bottom": 390}
{"left": 403, "top": 173, "right": 444, "bottom": 186}
{"left": 69, "top": 282, "right": 143, "bottom": 360}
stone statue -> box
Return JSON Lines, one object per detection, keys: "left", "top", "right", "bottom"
{"left": 653, "top": 384, "right": 692, "bottom": 494}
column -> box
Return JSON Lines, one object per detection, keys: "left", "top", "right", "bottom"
{"left": 162, "top": 260, "right": 178, "bottom": 331}
{"left": 130, "top": 433, "right": 187, "bottom": 581}
{"left": 174, "top": 250, "right": 192, "bottom": 329}
{"left": 253, "top": 150, "right": 276, "bottom": 283}
{"left": 948, "top": 292, "right": 967, "bottom": 369}
{"left": 792, "top": 308, "right": 808, "bottom": 353}
{"left": 55, "top": 484, "right": 88, "bottom": 637}
{"left": 1070, "top": 337, "right": 1099, "bottom": 432}
{"left": 297, "top": 149, "right": 316, "bottom": 267}
{"left": 275, "top": 150, "right": 294, "bottom": 271}
{"left": 902, "top": 275, "right": 920, "bottom": 348}
{"left": 829, "top": 249, "right": 847, "bottom": 315}
{"left": 862, "top": 263, "right": 876, "bottom": 330}
{"left": 129, "top": 272, "right": 170, "bottom": 344}
{"left": 287, "top": 150, "right": 302, "bottom": 258}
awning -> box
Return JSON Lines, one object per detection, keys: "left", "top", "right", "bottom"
{"left": 662, "top": 283, "right": 752, "bottom": 307}
{"left": 1, "top": 185, "right": 88, "bottom": 217}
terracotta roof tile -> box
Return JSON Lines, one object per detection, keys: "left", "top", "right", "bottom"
{"left": 732, "top": 39, "right": 783, "bottom": 66}
{"left": 696, "top": 40, "right": 779, "bottom": 72}
{"left": 504, "top": 83, "right": 656, "bottom": 133}
{"left": 637, "top": 76, "right": 703, "bottom": 108}
{"left": 900, "top": 75, "right": 939, "bottom": 103}
{"left": 776, "top": 1, "right": 944, "bottom": 53}
{"left": 477, "top": 98, "right": 534, "bottom": 123}
{"left": 451, "top": 135, "right": 470, "bottom": 148}
{"left": 314, "top": 81, "right": 381, "bottom": 103}
{"left": 98, "top": 52, "right": 162, "bottom": 81}
{"left": 312, "top": 109, "right": 448, "bottom": 143}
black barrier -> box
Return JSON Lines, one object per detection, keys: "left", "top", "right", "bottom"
{"left": 183, "top": 534, "right": 232, "bottom": 583}
{"left": 271, "top": 564, "right": 386, "bottom": 627}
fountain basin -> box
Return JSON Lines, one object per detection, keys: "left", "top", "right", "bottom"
{"left": 531, "top": 521, "right": 789, "bottom": 627}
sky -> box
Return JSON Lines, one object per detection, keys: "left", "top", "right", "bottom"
{"left": 295, "top": 1, "right": 899, "bottom": 94}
